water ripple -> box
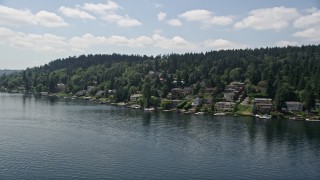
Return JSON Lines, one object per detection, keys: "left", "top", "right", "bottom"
{"left": 1, "top": 93, "right": 320, "bottom": 179}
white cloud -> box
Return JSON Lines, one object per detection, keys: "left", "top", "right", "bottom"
{"left": 179, "top": 9, "right": 233, "bottom": 28}
{"left": 292, "top": 8, "right": 320, "bottom": 42}
{"left": 0, "top": 5, "right": 67, "bottom": 27}
{"left": 234, "top": 7, "right": 300, "bottom": 30}
{"left": 158, "top": 11, "right": 167, "bottom": 21}
{"left": 70, "top": 33, "right": 197, "bottom": 51}
{"left": 180, "top": 9, "right": 211, "bottom": 21}
{"left": 293, "top": 9, "right": 320, "bottom": 28}
{"left": 101, "top": 13, "right": 142, "bottom": 27}
{"left": 35, "top": 11, "right": 68, "bottom": 27}
{"left": 203, "top": 39, "right": 247, "bottom": 50}
{"left": 166, "top": 19, "right": 182, "bottom": 26}
{"left": 276, "top": 40, "right": 300, "bottom": 47}
{"left": 0, "top": 5, "right": 36, "bottom": 26}
{"left": 58, "top": 6, "right": 96, "bottom": 20}
{"left": 81, "top": 1, "right": 141, "bottom": 27}
{"left": 0, "top": 26, "right": 248, "bottom": 54}
{"left": 70, "top": 33, "right": 153, "bottom": 49}
{"left": 0, "top": 27, "right": 67, "bottom": 53}
{"left": 82, "top": 0, "right": 120, "bottom": 14}
{"left": 293, "top": 27, "right": 320, "bottom": 42}
{"left": 69, "top": 33, "right": 106, "bottom": 49}
{"left": 152, "top": 34, "right": 197, "bottom": 50}
{"left": 135, "top": 36, "right": 154, "bottom": 46}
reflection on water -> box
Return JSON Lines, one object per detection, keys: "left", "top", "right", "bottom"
{"left": 0, "top": 93, "right": 320, "bottom": 179}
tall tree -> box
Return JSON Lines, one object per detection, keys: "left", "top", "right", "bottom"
{"left": 143, "top": 77, "right": 151, "bottom": 107}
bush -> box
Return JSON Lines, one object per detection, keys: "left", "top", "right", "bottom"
{"left": 183, "top": 102, "right": 192, "bottom": 110}
{"left": 176, "top": 100, "right": 187, "bottom": 109}
{"left": 161, "top": 99, "right": 171, "bottom": 110}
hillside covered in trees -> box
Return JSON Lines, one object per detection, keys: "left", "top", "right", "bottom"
{"left": 1, "top": 45, "right": 320, "bottom": 111}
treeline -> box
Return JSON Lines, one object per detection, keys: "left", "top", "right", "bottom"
{"left": 0, "top": 69, "right": 22, "bottom": 76}
{"left": 0, "top": 45, "right": 320, "bottom": 110}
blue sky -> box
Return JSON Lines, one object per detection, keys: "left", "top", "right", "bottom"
{"left": 0, "top": 0, "right": 319, "bottom": 69}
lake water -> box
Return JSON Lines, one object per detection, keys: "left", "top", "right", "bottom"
{"left": 0, "top": 93, "right": 320, "bottom": 179}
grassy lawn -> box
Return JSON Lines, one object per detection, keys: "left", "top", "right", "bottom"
{"left": 236, "top": 104, "right": 253, "bottom": 116}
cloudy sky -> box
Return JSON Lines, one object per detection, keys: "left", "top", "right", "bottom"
{"left": 0, "top": 0, "right": 319, "bottom": 69}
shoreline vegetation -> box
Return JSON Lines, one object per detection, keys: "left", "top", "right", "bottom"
{"left": 1, "top": 45, "right": 320, "bottom": 121}
{"left": 3, "top": 91, "right": 320, "bottom": 121}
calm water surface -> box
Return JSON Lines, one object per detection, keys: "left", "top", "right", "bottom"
{"left": 0, "top": 93, "right": 320, "bottom": 179}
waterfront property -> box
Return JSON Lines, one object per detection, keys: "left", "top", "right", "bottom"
{"left": 253, "top": 98, "right": 273, "bottom": 114}
{"left": 130, "top": 94, "right": 143, "bottom": 103}
{"left": 215, "top": 102, "right": 236, "bottom": 112}
{"left": 285, "top": 101, "right": 303, "bottom": 112}
{"left": 192, "top": 97, "right": 203, "bottom": 107}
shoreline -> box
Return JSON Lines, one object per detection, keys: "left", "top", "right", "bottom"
{"left": 2, "top": 91, "right": 320, "bottom": 121}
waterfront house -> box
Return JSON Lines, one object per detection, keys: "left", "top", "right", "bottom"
{"left": 108, "top": 89, "right": 117, "bottom": 95}
{"left": 204, "top": 96, "right": 214, "bottom": 105}
{"left": 204, "top": 88, "right": 217, "bottom": 94}
{"left": 224, "top": 91, "right": 235, "bottom": 102}
{"left": 87, "top": 86, "right": 95, "bottom": 92}
{"left": 192, "top": 98, "right": 203, "bottom": 106}
{"left": 226, "top": 82, "right": 245, "bottom": 92}
{"left": 253, "top": 98, "right": 273, "bottom": 114}
{"left": 285, "top": 101, "right": 303, "bottom": 112}
{"left": 130, "top": 94, "right": 143, "bottom": 103}
{"left": 171, "top": 88, "right": 183, "bottom": 99}
{"left": 224, "top": 82, "right": 245, "bottom": 102}
{"left": 95, "top": 91, "right": 105, "bottom": 97}
{"left": 215, "top": 102, "right": 236, "bottom": 111}
{"left": 183, "top": 87, "right": 193, "bottom": 95}
{"left": 171, "top": 100, "right": 182, "bottom": 108}
{"left": 75, "top": 90, "right": 87, "bottom": 96}
{"left": 56, "top": 83, "right": 66, "bottom": 92}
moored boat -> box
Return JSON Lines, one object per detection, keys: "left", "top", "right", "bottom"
{"left": 254, "top": 114, "right": 271, "bottom": 119}
{"left": 214, "top": 112, "right": 225, "bottom": 116}
{"left": 260, "top": 114, "right": 271, "bottom": 119}
{"left": 195, "top": 112, "right": 205, "bottom": 115}
{"left": 144, "top": 107, "right": 155, "bottom": 111}
{"left": 306, "top": 119, "right": 320, "bottom": 122}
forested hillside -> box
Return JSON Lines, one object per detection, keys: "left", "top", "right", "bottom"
{"left": 1, "top": 45, "right": 320, "bottom": 110}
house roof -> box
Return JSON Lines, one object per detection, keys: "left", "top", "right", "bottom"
{"left": 285, "top": 101, "right": 302, "bottom": 105}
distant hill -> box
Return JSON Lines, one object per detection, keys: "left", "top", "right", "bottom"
{"left": 0, "top": 69, "right": 22, "bottom": 75}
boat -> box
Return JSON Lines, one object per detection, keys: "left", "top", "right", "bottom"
{"left": 260, "top": 114, "right": 272, "bottom": 119}
{"left": 195, "top": 112, "right": 204, "bottom": 115}
{"left": 131, "top": 104, "right": 141, "bottom": 109}
{"left": 255, "top": 114, "right": 272, "bottom": 119}
{"left": 214, "top": 112, "right": 225, "bottom": 116}
{"left": 144, "top": 107, "right": 155, "bottom": 111}
{"left": 288, "top": 117, "right": 304, "bottom": 121}
{"left": 254, "top": 114, "right": 261, "bottom": 118}
{"left": 305, "top": 119, "right": 320, "bottom": 122}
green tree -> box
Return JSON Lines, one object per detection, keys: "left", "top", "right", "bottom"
{"left": 229, "top": 68, "right": 242, "bottom": 82}
{"left": 143, "top": 78, "right": 151, "bottom": 107}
